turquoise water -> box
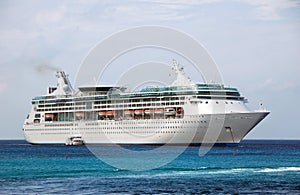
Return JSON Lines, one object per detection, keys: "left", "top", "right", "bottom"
{"left": 0, "top": 140, "right": 300, "bottom": 194}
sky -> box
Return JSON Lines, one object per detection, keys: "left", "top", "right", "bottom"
{"left": 0, "top": 0, "right": 300, "bottom": 139}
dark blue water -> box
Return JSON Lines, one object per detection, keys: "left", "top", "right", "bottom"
{"left": 0, "top": 140, "right": 299, "bottom": 194}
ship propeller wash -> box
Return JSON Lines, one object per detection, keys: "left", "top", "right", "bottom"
{"left": 23, "top": 62, "right": 269, "bottom": 145}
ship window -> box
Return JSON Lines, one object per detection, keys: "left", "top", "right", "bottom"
{"left": 35, "top": 113, "right": 41, "bottom": 118}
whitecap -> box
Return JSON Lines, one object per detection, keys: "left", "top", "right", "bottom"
{"left": 256, "top": 167, "right": 300, "bottom": 173}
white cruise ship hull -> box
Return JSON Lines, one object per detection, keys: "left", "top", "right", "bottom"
{"left": 23, "top": 112, "right": 269, "bottom": 145}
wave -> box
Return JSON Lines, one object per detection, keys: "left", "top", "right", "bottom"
{"left": 112, "top": 166, "right": 300, "bottom": 178}
{"left": 255, "top": 167, "right": 300, "bottom": 173}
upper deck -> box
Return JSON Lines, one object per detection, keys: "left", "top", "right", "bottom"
{"left": 32, "top": 83, "right": 244, "bottom": 105}
{"left": 31, "top": 62, "right": 245, "bottom": 105}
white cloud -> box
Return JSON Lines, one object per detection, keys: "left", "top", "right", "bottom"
{"left": 260, "top": 78, "right": 274, "bottom": 88}
{"left": 102, "top": 2, "right": 192, "bottom": 22}
{"left": 0, "top": 82, "right": 7, "bottom": 94}
{"left": 258, "top": 78, "right": 297, "bottom": 92}
{"left": 238, "top": 0, "right": 300, "bottom": 20}
{"left": 276, "top": 81, "right": 296, "bottom": 91}
{"left": 0, "top": 29, "right": 39, "bottom": 64}
{"left": 35, "top": 8, "right": 66, "bottom": 26}
{"left": 136, "top": 0, "right": 300, "bottom": 21}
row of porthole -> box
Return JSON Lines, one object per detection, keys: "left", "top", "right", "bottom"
{"left": 86, "top": 120, "right": 207, "bottom": 126}
{"left": 41, "top": 130, "right": 208, "bottom": 135}
{"left": 81, "top": 126, "right": 183, "bottom": 130}
{"left": 25, "top": 129, "right": 44, "bottom": 131}
{"left": 28, "top": 121, "right": 207, "bottom": 131}
{"left": 40, "top": 124, "right": 208, "bottom": 131}
{"left": 42, "top": 132, "right": 67, "bottom": 135}
{"left": 28, "top": 122, "right": 207, "bottom": 132}
{"left": 86, "top": 131, "right": 185, "bottom": 134}
{"left": 40, "top": 128, "right": 70, "bottom": 131}
{"left": 199, "top": 101, "right": 238, "bottom": 104}
{"left": 77, "top": 125, "right": 208, "bottom": 131}
{"left": 85, "top": 124, "right": 203, "bottom": 129}
{"left": 189, "top": 115, "right": 205, "bottom": 118}
{"left": 34, "top": 123, "right": 207, "bottom": 131}
{"left": 39, "top": 131, "right": 186, "bottom": 135}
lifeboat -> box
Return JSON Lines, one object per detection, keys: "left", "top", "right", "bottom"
{"left": 134, "top": 109, "right": 144, "bottom": 115}
{"left": 98, "top": 111, "right": 106, "bottom": 116}
{"left": 124, "top": 110, "right": 134, "bottom": 116}
{"left": 144, "top": 109, "right": 154, "bottom": 115}
{"left": 65, "top": 136, "right": 84, "bottom": 146}
{"left": 75, "top": 112, "right": 84, "bottom": 120}
{"left": 45, "top": 113, "right": 54, "bottom": 119}
{"left": 75, "top": 112, "right": 84, "bottom": 117}
{"left": 164, "top": 107, "right": 176, "bottom": 115}
{"left": 106, "top": 110, "right": 114, "bottom": 116}
{"left": 154, "top": 108, "right": 164, "bottom": 114}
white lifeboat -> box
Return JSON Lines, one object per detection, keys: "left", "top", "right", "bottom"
{"left": 165, "top": 107, "right": 176, "bottom": 115}
{"left": 65, "top": 136, "right": 84, "bottom": 146}
{"left": 98, "top": 111, "right": 106, "bottom": 116}
{"left": 144, "top": 109, "right": 154, "bottom": 115}
{"left": 134, "top": 109, "right": 143, "bottom": 115}
{"left": 154, "top": 108, "right": 164, "bottom": 114}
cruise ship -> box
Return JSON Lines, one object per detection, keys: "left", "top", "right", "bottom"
{"left": 23, "top": 63, "right": 269, "bottom": 145}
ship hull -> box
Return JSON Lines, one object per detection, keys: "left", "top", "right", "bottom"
{"left": 23, "top": 112, "right": 269, "bottom": 145}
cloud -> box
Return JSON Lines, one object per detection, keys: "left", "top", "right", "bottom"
{"left": 258, "top": 77, "right": 297, "bottom": 92}
{"left": 35, "top": 7, "right": 65, "bottom": 26}
{"left": 102, "top": 2, "right": 194, "bottom": 22}
{"left": 0, "top": 82, "right": 7, "bottom": 94}
{"left": 260, "top": 78, "right": 274, "bottom": 88}
{"left": 0, "top": 29, "right": 39, "bottom": 64}
{"left": 238, "top": 0, "right": 300, "bottom": 20}
{"left": 275, "top": 81, "right": 296, "bottom": 91}
{"left": 137, "top": 0, "right": 300, "bottom": 21}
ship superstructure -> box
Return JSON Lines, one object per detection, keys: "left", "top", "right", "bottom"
{"left": 23, "top": 63, "right": 269, "bottom": 145}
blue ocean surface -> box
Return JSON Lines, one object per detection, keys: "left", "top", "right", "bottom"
{"left": 0, "top": 140, "right": 300, "bottom": 194}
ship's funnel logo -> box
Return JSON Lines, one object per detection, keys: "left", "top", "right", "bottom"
{"left": 75, "top": 26, "right": 225, "bottom": 171}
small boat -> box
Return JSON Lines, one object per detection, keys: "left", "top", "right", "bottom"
{"left": 134, "top": 109, "right": 143, "bottom": 115}
{"left": 106, "top": 110, "right": 114, "bottom": 116}
{"left": 98, "top": 111, "right": 106, "bottom": 116}
{"left": 65, "top": 136, "right": 84, "bottom": 146}
{"left": 45, "top": 113, "right": 54, "bottom": 119}
{"left": 124, "top": 110, "right": 134, "bottom": 116}
{"left": 154, "top": 108, "right": 164, "bottom": 114}
{"left": 165, "top": 107, "right": 176, "bottom": 115}
{"left": 75, "top": 112, "right": 84, "bottom": 120}
{"left": 45, "top": 113, "right": 54, "bottom": 122}
{"left": 144, "top": 109, "right": 154, "bottom": 115}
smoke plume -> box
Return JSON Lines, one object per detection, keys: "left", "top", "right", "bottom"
{"left": 35, "top": 63, "right": 61, "bottom": 74}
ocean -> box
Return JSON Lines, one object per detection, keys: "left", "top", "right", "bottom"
{"left": 0, "top": 140, "right": 299, "bottom": 194}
